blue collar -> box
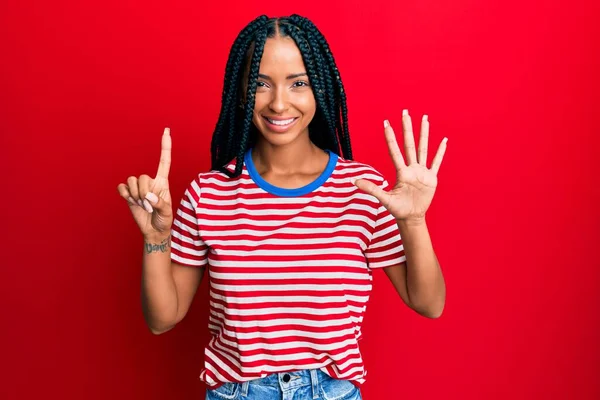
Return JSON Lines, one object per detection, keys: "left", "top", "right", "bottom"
{"left": 244, "top": 148, "right": 338, "bottom": 197}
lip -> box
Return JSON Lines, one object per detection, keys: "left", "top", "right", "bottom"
{"left": 262, "top": 116, "right": 299, "bottom": 133}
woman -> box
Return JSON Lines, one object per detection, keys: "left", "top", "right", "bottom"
{"left": 117, "top": 14, "right": 447, "bottom": 400}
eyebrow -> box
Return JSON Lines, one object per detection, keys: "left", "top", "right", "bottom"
{"left": 258, "top": 73, "right": 308, "bottom": 80}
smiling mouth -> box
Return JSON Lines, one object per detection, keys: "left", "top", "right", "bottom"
{"left": 263, "top": 116, "right": 298, "bottom": 126}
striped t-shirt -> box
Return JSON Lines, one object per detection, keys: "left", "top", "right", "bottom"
{"left": 170, "top": 148, "right": 406, "bottom": 388}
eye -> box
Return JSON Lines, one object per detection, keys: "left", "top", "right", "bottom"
{"left": 256, "top": 81, "right": 267, "bottom": 87}
{"left": 292, "top": 80, "right": 310, "bottom": 88}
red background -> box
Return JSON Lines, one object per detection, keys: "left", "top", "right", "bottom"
{"left": 1, "top": 0, "right": 599, "bottom": 399}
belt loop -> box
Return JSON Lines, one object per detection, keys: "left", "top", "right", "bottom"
{"left": 240, "top": 381, "right": 249, "bottom": 397}
{"left": 310, "top": 369, "right": 320, "bottom": 399}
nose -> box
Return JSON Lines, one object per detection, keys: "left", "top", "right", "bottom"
{"left": 268, "top": 87, "right": 289, "bottom": 114}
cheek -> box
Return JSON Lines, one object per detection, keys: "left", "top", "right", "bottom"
{"left": 252, "top": 98, "right": 267, "bottom": 123}
{"left": 296, "top": 94, "right": 317, "bottom": 117}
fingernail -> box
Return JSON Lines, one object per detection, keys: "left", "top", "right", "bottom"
{"left": 423, "top": 114, "right": 428, "bottom": 121}
{"left": 143, "top": 199, "right": 154, "bottom": 213}
{"left": 402, "top": 109, "right": 408, "bottom": 116}
{"left": 137, "top": 199, "right": 143, "bottom": 207}
{"left": 383, "top": 120, "right": 390, "bottom": 128}
{"left": 351, "top": 178, "right": 357, "bottom": 185}
{"left": 145, "top": 192, "right": 158, "bottom": 204}
{"left": 128, "top": 196, "right": 136, "bottom": 205}
{"left": 164, "top": 127, "right": 170, "bottom": 135}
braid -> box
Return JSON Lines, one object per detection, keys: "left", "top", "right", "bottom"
{"left": 234, "top": 27, "right": 268, "bottom": 177}
{"left": 290, "top": 15, "right": 352, "bottom": 159}
{"left": 284, "top": 25, "right": 337, "bottom": 151}
{"left": 210, "top": 15, "right": 353, "bottom": 178}
{"left": 211, "top": 15, "right": 268, "bottom": 173}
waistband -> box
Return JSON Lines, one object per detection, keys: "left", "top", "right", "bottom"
{"left": 239, "top": 368, "right": 326, "bottom": 398}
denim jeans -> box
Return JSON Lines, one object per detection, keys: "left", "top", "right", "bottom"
{"left": 206, "top": 369, "right": 362, "bottom": 400}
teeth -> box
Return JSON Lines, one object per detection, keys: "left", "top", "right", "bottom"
{"left": 267, "top": 118, "right": 295, "bottom": 126}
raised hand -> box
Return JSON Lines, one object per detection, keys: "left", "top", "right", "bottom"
{"left": 354, "top": 110, "right": 448, "bottom": 222}
{"left": 117, "top": 127, "right": 173, "bottom": 238}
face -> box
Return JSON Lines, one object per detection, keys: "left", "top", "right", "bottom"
{"left": 250, "top": 36, "right": 317, "bottom": 147}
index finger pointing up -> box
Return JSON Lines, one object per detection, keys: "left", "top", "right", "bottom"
{"left": 156, "top": 127, "right": 172, "bottom": 178}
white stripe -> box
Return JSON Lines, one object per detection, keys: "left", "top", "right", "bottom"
{"left": 200, "top": 183, "right": 366, "bottom": 197}
{"left": 171, "top": 218, "right": 200, "bottom": 238}
{"left": 203, "top": 225, "right": 372, "bottom": 239}
{"left": 170, "top": 239, "right": 207, "bottom": 257}
{"left": 208, "top": 259, "right": 371, "bottom": 269}
{"left": 210, "top": 292, "right": 370, "bottom": 304}
{"left": 329, "top": 365, "right": 365, "bottom": 379}
{"left": 210, "top": 283, "right": 371, "bottom": 292}
{"left": 212, "top": 247, "right": 365, "bottom": 257}
{"left": 209, "top": 313, "right": 363, "bottom": 328}
{"left": 170, "top": 252, "right": 207, "bottom": 266}
{"left": 209, "top": 345, "right": 361, "bottom": 366}
{"left": 216, "top": 326, "right": 359, "bottom": 340}
{"left": 368, "top": 233, "right": 402, "bottom": 249}
{"left": 368, "top": 254, "right": 407, "bottom": 268}
{"left": 197, "top": 203, "right": 377, "bottom": 217}
{"left": 210, "top": 302, "right": 365, "bottom": 317}
{"left": 199, "top": 193, "right": 379, "bottom": 207}
{"left": 205, "top": 347, "right": 243, "bottom": 380}
{"left": 196, "top": 214, "right": 374, "bottom": 227}
{"left": 367, "top": 244, "right": 404, "bottom": 259}
{"left": 209, "top": 271, "right": 367, "bottom": 281}
{"left": 188, "top": 181, "right": 201, "bottom": 207}
{"left": 206, "top": 236, "right": 359, "bottom": 247}
{"left": 218, "top": 337, "right": 358, "bottom": 353}
{"left": 371, "top": 220, "right": 399, "bottom": 240}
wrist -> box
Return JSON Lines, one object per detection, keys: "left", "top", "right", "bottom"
{"left": 144, "top": 231, "right": 171, "bottom": 243}
{"left": 143, "top": 234, "right": 171, "bottom": 255}
{"left": 396, "top": 216, "right": 427, "bottom": 228}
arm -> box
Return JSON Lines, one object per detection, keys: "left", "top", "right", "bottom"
{"left": 354, "top": 111, "right": 448, "bottom": 319}
{"left": 141, "top": 233, "right": 205, "bottom": 334}
{"left": 383, "top": 217, "right": 445, "bottom": 318}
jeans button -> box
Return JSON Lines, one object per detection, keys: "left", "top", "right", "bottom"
{"left": 282, "top": 374, "right": 291, "bottom": 383}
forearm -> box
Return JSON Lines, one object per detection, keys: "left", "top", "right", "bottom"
{"left": 141, "top": 233, "right": 179, "bottom": 334}
{"left": 397, "top": 218, "right": 445, "bottom": 318}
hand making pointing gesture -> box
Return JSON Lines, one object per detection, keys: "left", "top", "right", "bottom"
{"left": 116, "top": 128, "right": 174, "bottom": 238}
{"left": 354, "top": 110, "right": 448, "bottom": 222}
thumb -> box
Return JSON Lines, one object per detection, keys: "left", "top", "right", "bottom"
{"left": 144, "top": 192, "right": 169, "bottom": 215}
{"left": 354, "top": 178, "right": 391, "bottom": 208}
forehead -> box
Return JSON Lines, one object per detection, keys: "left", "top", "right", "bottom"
{"left": 259, "top": 36, "right": 305, "bottom": 73}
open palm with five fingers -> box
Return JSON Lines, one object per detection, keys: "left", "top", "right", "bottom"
{"left": 116, "top": 127, "right": 173, "bottom": 238}
{"left": 354, "top": 110, "right": 448, "bottom": 222}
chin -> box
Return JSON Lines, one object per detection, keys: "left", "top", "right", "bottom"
{"left": 254, "top": 122, "right": 308, "bottom": 147}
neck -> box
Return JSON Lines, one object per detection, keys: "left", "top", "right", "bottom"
{"left": 252, "top": 135, "right": 324, "bottom": 174}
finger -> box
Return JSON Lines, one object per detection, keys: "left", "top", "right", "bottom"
{"left": 402, "top": 109, "right": 417, "bottom": 165}
{"left": 431, "top": 137, "right": 448, "bottom": 175}
{"left": 353, "top": 179, "right": 393, "bottom": 210}
{"left": 142, "top": 199, "right": 154, "bottom": 214}
{"left": 418, "top": 115, "right": 429, "bottom": 166}
{"left": 156, "top": 127, "right": 172, "bottom": 179}
{"left": 145, "top": 192, "right": 169, "bottom": 215}
{"left": 384, "top": 120, "right": 406, "bottom": 170}
{"left": 117, "top": 183, "right": 137, "bottom": 206}
{"left": 138, "top": 174, "right": 154, "bottom": 213}
{"left": 126, "top": 176, "right": 144, "bottom": 207}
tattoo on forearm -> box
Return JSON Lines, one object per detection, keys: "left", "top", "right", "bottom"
{"left": 144, "top": 235, "right": 171, "bottom": 254}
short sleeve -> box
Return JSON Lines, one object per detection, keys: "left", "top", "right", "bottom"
{"left": 170, "top": 179, "right": 209, "bottom": 267}
{"left": 364, "top": 179, "right": 406, "bottom": 269}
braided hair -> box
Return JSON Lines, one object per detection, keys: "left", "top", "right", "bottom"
{"left": 210, "top": 14, "right": 353, "bottom": 177}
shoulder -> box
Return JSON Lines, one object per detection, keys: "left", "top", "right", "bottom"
{"left": 334, "top": 155, "right": 389, "bottom": 187}
{"left": 184, "top": 158, "right": 243, "bottom": 197}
